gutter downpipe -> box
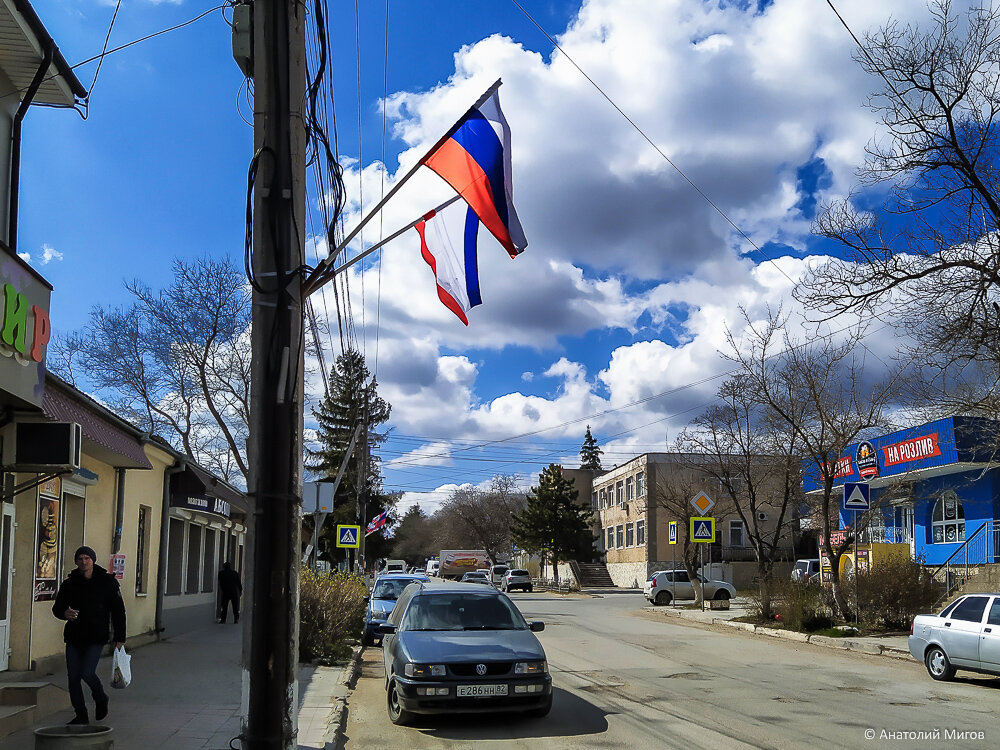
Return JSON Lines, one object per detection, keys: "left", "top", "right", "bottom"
{"left": 9, "top": 41, "right": 53, "bottom": 251}
{"left": 156, "top": 458, "right": 187, "bottom": 637}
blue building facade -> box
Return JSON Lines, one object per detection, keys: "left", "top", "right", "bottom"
{"left": 802, "top": 417, "right": 1000, "bottom": 566}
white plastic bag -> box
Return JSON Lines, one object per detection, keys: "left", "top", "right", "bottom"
{"left": 111, "top": 646, "right": 131, "bottom": 689}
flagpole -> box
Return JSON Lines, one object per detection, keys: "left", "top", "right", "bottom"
{"left": 302, "top": 78, "right": 503, "bottom": 295}
{"left": 302, "top": 194, "right": 462, "bottom": 297}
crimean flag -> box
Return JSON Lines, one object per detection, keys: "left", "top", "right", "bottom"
{"left": 415, "top": 201, "right": 482, "bottom": 325}
{"left": 366, "top": 508, "right": 390, "bottom": 535}
{"left": 420, "top": 90, "right": 527, "bottom": 258}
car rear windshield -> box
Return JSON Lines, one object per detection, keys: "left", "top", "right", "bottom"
{"left": 372, "top": 578, "right": 419, "bottom": 600}
{"left": 493, "top": 566, "right": 509, "bottom": 574}
{"left": 402, "top": 593, "right": 528, "bottom": 631}
{"left": 510, "top": 570, "right": 529, "bottom": 576}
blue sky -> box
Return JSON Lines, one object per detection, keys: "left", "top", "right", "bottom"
{"left": 17, "top": 0, "right": 935, "bottom": 515}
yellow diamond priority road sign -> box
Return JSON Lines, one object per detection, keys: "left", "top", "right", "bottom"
{"left": 690, "top": 491, "right": 715, "bottom": 515}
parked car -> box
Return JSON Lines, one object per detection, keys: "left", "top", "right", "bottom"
{"left": 378, "top": 580, "right": 552, "bottom": 724}
{"left": 489, "top": 564, "right": 510, "bottom": 586}
{"left": 790, "top": 559, "right": 821, "bottom": 583}
{"left": 643, "top": 569, "right": 736, "bottom": 606}
{"left": 363, "top": 573, "right": 430, "bottom": 646}
{"left": 501, "top": 569, "right": 533, "bottom": 593}
{"left": 908, "top": 593, "right": 1000, "bottom": 681}
{"left": 460, "top": 571, "right": 494, "bottom": 586}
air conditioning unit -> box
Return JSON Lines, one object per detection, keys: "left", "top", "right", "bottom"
{"left": 2, "top": 422, "right": 82, "bottom": 472}
{"left": 757, "top": 511, "right": 769, "bottom": 522}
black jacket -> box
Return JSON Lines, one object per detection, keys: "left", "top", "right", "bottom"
{"left": 218, "top": 568, "right": 242, "bottom": 597}
{"left": 52, "top": 564, "right": 127, "bottom": 645}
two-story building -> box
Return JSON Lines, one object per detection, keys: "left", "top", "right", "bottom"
{"left": 592, "top": 453, "right": 796, "bottom": 588}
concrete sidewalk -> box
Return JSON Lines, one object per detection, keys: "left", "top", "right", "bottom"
{"left": 648, "top": 597, "right": 912, "bottom": 659}
{"left": 3, "top": 621, "right": 349, "bottom": 749}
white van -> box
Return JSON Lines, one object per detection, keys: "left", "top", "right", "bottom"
{"left": 384, "top": 559, "right": 406, "bottom": 574}
{"left": 426, "top": 559, "right": 440, "bottom": 576}
{"left": 489, "top": 563, "right": 510, "bottom": 587}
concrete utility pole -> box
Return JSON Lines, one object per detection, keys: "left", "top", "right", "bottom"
{"left": 243, "top": 0, "right": 306, "bottom": 747}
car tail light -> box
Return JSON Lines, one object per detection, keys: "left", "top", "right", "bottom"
{"left": 650, "top": 579, "right": 656, "bottom": 589}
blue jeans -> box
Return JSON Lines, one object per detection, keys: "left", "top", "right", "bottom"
{"left": 65, "top": 643, "right": 107, "bottom": 714}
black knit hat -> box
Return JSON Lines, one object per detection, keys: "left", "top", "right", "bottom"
{"left": 74, "top": 546, "right": 97, "bottom": 563}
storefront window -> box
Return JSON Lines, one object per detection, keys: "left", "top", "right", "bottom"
{"left": 932, "top": 490, "right": 965, "bottom": 544}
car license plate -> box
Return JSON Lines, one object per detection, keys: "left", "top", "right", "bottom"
{"left": 457, "top": 684, "right": 508, "bottom": 697}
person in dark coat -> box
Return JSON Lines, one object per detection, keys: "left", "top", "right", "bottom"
{"left": 217, "top": 561, "right": 242, "bottom": 624}
{"left": 52, "top": 546, "right": 126, "bottom": 725}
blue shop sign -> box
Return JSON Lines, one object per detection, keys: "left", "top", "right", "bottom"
{"left": 803, "top": 416, "right": 996, "bottom": 493}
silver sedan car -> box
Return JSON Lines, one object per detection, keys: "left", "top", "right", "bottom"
{"left": 908, "top": 593, "right": 1000, "bottom": 680}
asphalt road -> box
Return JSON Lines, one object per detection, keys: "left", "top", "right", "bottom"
{"left": 340, "top": 590, "right": 1000, "bottom": 749}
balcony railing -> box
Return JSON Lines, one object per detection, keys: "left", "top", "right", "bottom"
{"left": 856, "top": 526, "right": 910, "bottom": 545}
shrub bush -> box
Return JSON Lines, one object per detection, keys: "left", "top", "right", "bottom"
{"left": 298, "top": 568, "right": 368, "bottom": 663}
{"left": 851, "top": 557, "right": 941, "bottom": 630}
{"left": 748, "top": 578, "right": 834, "bottom": 631}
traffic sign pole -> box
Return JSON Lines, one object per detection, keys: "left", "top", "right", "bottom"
{"left": 854, "top": 509, "right": 859, "bottom": 627}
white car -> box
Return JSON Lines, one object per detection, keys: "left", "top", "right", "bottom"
{"left": 644, "top": 569, "right": 736, "bottom": 606}
{"left": 909, "top": 593, "right": 1000, "bottom": 681}
{"left": 501, "top": 568, "right": 533, "bottom": 593}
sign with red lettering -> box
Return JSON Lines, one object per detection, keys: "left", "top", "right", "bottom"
{"left": 823, "top": 456, "right": 853, "bottom": 479}
{"left": 882, "top": 433, "right": 941, "bottom": 468}
{"left": 110, "top": 553, "right": 126, "bottom": 580}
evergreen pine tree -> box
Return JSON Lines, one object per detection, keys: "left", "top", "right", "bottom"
{"left": 579, "top": 425, "right": 604, "bottom": 471}
{"left": 511, "top": 464, "right": 595, "bottom": 583}
{"left": 306, "top": 349, "right": 392, "bottom": 566}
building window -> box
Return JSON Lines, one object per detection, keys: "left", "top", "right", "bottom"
{"left": 607, "top": 527, "right": 614, "bottom": 550}
{"left": 637, "top": 519, "right": 646, "bottom": 546}
{"left": 616, "top": 481, "right": 624, "bottom": 506}
{"left": 135, "top": 506, "right": 151, "bottom": 594}
{"left": 626, "top": 477, "right": 634, "bottom": 502}
{"left": 202, "top": 528, "right": 218, "bottom": 593}
{"left": 729, "top": 520, "right": 745, "bottom": 547}
{"left": 185, "top": 524, "right": 202, "bottom": 594}
{"left": 166, "top": 518, "right": 185, "bottom": 595}
{"left": 591, "top": 492, "right": 598, "bottom": 510}
{"left": 616, "top": 524, "right": 624, "bottom": 548}
{"left": 599, "top": 488, "right": 606, "bottom": 509}
{"left": 932, "top": 490, "right": 965, "bottom": 544}
{"left": 625, "top": 522, "right": 634, "bottom": 547}
{"left": 637, "top": 471, "right": 646, "bottom": 497}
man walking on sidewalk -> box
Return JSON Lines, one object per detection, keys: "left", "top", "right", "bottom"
{"left": 218, "top": 561, "right": 242, "bottom": 624}
{"left": 52, "top": 546, "right": 127, "bottom": 725}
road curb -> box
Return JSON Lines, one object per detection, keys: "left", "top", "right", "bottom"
{"left": 327, "top": 644, "right": 363, "bottom": 749}
{"left": 715, "top": 619, "right": 908, "bottom": 660}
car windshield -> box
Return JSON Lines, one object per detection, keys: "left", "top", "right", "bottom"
{"left": 510, "top": 570, "right": 529, "bottom": 577}
{"left": 402, "top": 593, "right": 528, "bottom": 631}
{"left": 372, "top": 579, "right": 418, "bottom": 600}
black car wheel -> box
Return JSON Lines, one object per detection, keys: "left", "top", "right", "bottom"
{"left": 925, "top": 646, "right": 956, "bottom": 681}
{"left": 363, "top": 631, "right": 375, "bottom": 647}
{"left": 654, "top": 591, "right": 671, "bottom": 606}
{"left": 527, "top": 584, "right": 533, "bottom": 593}
{"left": 386, "top": 678, "right": 414, "bottom": 725}
{"left": 714, "top": 590, "right": 731, "bottom": 601}
{"left": 526, "top": 694, "right": 552, "bottom": 718}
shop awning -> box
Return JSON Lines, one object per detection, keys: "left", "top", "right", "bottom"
{"left": 42, "top": 385, "right": 151, "bottom": 469}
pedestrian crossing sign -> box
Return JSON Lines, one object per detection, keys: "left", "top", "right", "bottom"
{"left": 669, "top": 521, "right": 677, "bottom": 545}
{"left": 336, "top": 524, "right": 361, "bottom": 548}
{"left": 690, "top": 517, "right": 715, "bottom": 543}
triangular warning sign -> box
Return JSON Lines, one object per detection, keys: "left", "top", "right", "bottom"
{"left": 340, "top": 528, "right": 356, "bottom": 544}
{"left": 693, "top": 521, "right": 711, "bottom": 540}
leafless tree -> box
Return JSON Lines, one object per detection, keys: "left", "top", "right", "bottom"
{"left": 728, "top": 312, "right": 898, "bottom": 617}
{"left": 430, "top": 475, "right": 526, "bottom": 563}
{"left": 49, "top": 257, "right": 251, "bottom": 484}
{"left": 797, "top": 1, "right": 1000, "bottom": 426}
{"left": 652, "top": 467, "right": 736, "bottom": 607}
{"left": 678, "top": 374, "right": 803, "bottom": 616}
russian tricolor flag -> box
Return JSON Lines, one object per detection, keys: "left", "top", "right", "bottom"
{"left": 421, "top": 90, "right": 527, "bottom": 259}
{"left": 415, "top": 202, "right": 482, "bottom": 325}
{"left": 366, "top": 508, "right": 390, "bottom": 535}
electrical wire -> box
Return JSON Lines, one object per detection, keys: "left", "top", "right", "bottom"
{"left": 80, "top": 0, "right": 123, "bottom": 118}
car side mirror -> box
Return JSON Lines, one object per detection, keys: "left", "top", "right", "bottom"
{"left": 529, "top": 621, "right": 545, "bottom": 632}
{"left": 363, "top": 595, "right": 370, "bottom": 603}
{"left": 378, "top": 623, "right": 397, "bottom": 635}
